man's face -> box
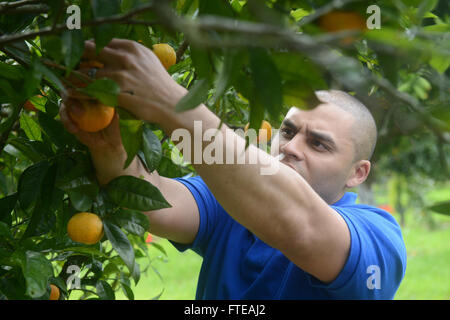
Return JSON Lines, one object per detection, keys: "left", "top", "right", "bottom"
{"left": 271, "top": 103, "right": 357, "bottom": 204}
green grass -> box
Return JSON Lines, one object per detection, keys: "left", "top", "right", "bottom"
{"left": 115, "top": 184, "right": 450, "bottom": 300}
{"left": 395, "top": 220, "right": 450, "bottom": 299}
{"left": 115, "top": 238, "right": 202, "bottom": 300}
{"left": 394, "top": 185, "right": 450, "bottom": 300}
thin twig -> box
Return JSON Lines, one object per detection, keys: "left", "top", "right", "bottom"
{"left": 176, "top": 39, "right": 189, "bottom": 63}
{"left": 0, "top": 0, "right": 43, "bottom": 13}
{"left": 0, "top": 1, "right": 157, "bottom": 46}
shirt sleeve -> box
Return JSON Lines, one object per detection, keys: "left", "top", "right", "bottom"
{"left": 306, "top": 205, "right": 407, "bottom": 299}
{"left": 168, "top": 175, "right": 221, "bottom": 257}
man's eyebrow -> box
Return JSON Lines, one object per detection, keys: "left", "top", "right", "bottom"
{"left": 281, "top": 119, "right": 338, "bottom": 150}
{"left": 281, "top": 119, "right": 298, "bottom": 131}
{"left": 307, "top": 130, "right": 337, "bottom": 149}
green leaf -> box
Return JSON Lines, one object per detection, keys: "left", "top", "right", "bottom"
{"left": 199, "top": 0, "right": 234, "bottom": 17}
{"left": 29, "top": 94, "right": 47, "bottom": 112}
{"left": 6, "top": 137, "right": 47, "bottom": 163}
{"left": 66, "top": 189, "right": 94, "bottom": 212}
{"left": 157, "top": 154, "right": 192, "bottom": 178}
{"left": 11, "top": 250, "right": 53, "bottom": 298}
{"left": 79, "top": 78, "right": 120, "bottom": 106}
{"left": 142, "top": 124, "right": 162, "bottom": 172}
{"left": 42, "top": 36, "right": 63, "bottom": 64}
{"left": 106, "top": 175, "right": 171, "bottom": 211}
{"left": 0, "top": 221, "right": 12, "bottom": 239}
{"left": 190, "top": 47, "right": 214, "bottom": 80}
{"left": 38, "top": 111, "right": 77, "bottom": 149}
{"left": 110, "top": 208, "right": 150, "bottom": 237}
{"left": 428, "top": 201, "right": 450, "bottom": 216}
{"left": 20, "top": 113, "right": 42, "bottom": 141}
{"left": 0, "top": 63, "right": 24, "bottom": 81}
{"left": 0, "top": 79, "right": 21, "bottom": 105}
{"left": 96, "top": 280, "right": 116, "bottom": 300}
{"left": 211, "top": 50, "right": 245, "bottom": 105}
{"left": 36, "top": 61, "right": 66, "bottom": 95}
{"left": 272, "top": 52, "right": 326, "bottom": 89}
{"left": 61, "top": 29, "right": 84, "bottom": 71}
{"left": 18, "top": 161, "right": 50, "bottom": 209}
{"left": 22, "top": 60, "right": 42, "bottom": 99}
{"left": 23, "top": 164, "right": 63, "bottom": 237}
{"left": 61, "top": 246, "right": 107, "bottom": 258}
{"left": 120, "top": 281, "right": 135, "bottom": 300}
{"left": 0, "top": 193, "right": 16, "bottom": 225}
{"left": 175, "top": 78, "right": 210, "bottom": 112}
{"left": 103, "top": 221, "right": 135, "bottom": 277}
{"left": 291, "top": 8, "right": 310, "bottom": 22}
{"left": 92, "top": 0, "right": 121, "bottom": 53}
{"left": 249, "top": 48, "right": 283, "bottom": 121}
{"left": 119, "top": 118, "right": 143, "bottom": 169}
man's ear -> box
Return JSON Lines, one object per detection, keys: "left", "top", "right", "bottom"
{"left": 346, "top": 160, "right": 371, "bottom": 189}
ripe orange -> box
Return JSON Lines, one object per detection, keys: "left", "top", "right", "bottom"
{"left": 67, "top": 99, "right": 115, "bottom": 132}
{"left": 318, "top": 11, "right": 366, "bottom": 44}
{"left": 152, "top": 43, "right": 176, "bottom": 70}
{"left": 49, "top": 284, "right": 60, "bottom": 300}
{"left": 244, "top": 120, "right": 272, "bottom": 144}
{"left": 67, "top": 212, "right": 104, "bottom": 245}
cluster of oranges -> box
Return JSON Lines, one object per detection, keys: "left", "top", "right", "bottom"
{"left": 66, "top": 43, "right": 176, "bottom": 133}
{"left": 24, "top": 43, "right": 177, "bottom": 134}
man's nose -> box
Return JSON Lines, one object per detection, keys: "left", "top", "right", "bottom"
{"left": 280, "top": 134, "right": 305, "bottom": 161}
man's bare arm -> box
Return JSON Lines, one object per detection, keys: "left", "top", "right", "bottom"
{"left": 90, "top": 147, "right": 199, "bottom": 245}
{"left": 156, "top": 101, "right": 350, "bottom": 284}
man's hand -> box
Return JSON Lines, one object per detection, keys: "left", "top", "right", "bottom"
{"left": 59, "top": 98, "right": 123, "bottom": 153}
{"left": 80, "top": 39, "right": 187, "bottom": 123}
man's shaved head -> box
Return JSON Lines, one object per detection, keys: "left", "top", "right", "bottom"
{"left": 315, "top": 90, "right": 377, "bottom": 162}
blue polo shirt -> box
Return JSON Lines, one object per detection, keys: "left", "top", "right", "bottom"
{"left": 171, "top": 175, "right": 407, "bottom": 299}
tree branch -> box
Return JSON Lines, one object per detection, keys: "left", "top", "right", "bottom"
{"left": 0, "top": 0, "right": 43, "bottom": 13}
{"left": 0, "top": 1, "right": 157, "bottom": 46}
{"left": 3, "top": 3, "right": 48, "bottom": 14}
{"left": 176, "top": 39, "right": 189, "bottom": 63}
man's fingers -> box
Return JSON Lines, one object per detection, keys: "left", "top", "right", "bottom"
{"left": 59, "top": 101, "right": 80, "bottom": 134}
{"left": 82, "top": 40, "right": 127, "bottom": 67}
{"left": 105, "top": 38, "right": 138, "bottom": 50}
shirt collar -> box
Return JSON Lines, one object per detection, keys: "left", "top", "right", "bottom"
{"left": 332, "top": 192, "right": 358, "bottom": 206}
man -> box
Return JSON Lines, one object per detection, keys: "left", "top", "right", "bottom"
{"left": 60, "top": 39, "right": 407, "bottom": 299}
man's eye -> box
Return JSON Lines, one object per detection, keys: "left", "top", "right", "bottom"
{"left": 310, "top": 139, "right": 327, "bottom": 151}
{"left": 281, "top": 128, "right": 294, "bottom": 138}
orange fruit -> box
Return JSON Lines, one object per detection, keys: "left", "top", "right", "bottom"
{"left": 152, "top": 43, "right": 176, "bottom": 70}
{"left": 67, "top": 99, "right": 115, "bottom": 132}
{"left": 67, "top": 212, "right": 104, "bottom": 245}
{"left": 49, "top": 284, "right": 60, "bottom": 300}
{"left": 318, "top": 11, "right": 366, "bottom": 44}
{"left": 244, "top": 120, "right": 272, "bottom": 144}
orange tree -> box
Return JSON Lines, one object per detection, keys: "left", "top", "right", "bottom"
{"left": 0, "top": 0, "right": 449, "bottom": 299}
